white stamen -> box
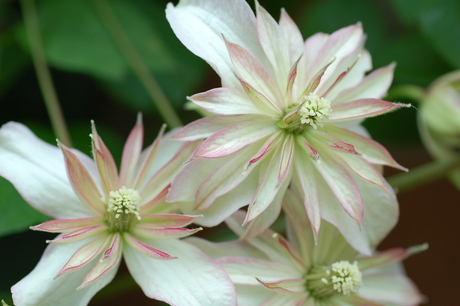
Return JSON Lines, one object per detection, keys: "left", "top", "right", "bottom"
{"left": 106, "top": 186, "right": 141, "bottom": 220}
{"left": 330, "top": 261, "right": 362, "bottom": 295}
{"left": 299, "top": 93, "right": 331, "bottom": 129}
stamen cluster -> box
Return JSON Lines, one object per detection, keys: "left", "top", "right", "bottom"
{"left": 305, "top": 260, "right": 362, "bottom": 298}
{"left": 298, "top": 93, "right": 332, "bottom": 129}
{"left": 105, "top": 186, "right": 141, "bottom": 232}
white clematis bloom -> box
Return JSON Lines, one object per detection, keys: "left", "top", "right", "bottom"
{"left": 188, "top": 190, "right": 424, "bottom": 306}
{"left": 166, "top": 0, "right": 407, "bottom": 254}
{"left": 0, "top": 119, "right": 236, "bottom": 306}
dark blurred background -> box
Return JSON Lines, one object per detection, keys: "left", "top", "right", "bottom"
{"left": 0, "top": 0, "right": 459, "bottom": 304}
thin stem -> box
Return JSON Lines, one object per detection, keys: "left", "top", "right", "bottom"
{"left": 92, "top": 0, "right": 182, "bottom": 128}
{"left": 20, "top": 0, "right": 72, "bottom": 146}
{"left": 388, "top": 154, "right": 460, "bottom": 193}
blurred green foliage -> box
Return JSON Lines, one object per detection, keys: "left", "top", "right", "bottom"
{"left": 0, "top": 0, "right": 459, "bottom": 303}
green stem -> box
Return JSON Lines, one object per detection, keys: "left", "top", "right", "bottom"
{"left": 20, "top": 0, "right": 72, "bottom": 146}
{"left": 385, "top": 84, "right": 426, "bottom": 103}
{"left": 92, "top": 0, "right": 182, "bottom": 128}
{"left": 387, "top": 154, "right": 460, "bottom": 193}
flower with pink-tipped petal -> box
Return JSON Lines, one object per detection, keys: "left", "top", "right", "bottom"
{"left": 166, "top": 0, "right": 408, "bottom": 254}
{"left": 0, "top": 118, "right": 236, "bottom": 306}
{"left": 188, "top": 189, "right": 425, "bottom": 306}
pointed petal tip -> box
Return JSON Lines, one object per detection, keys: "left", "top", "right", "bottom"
{"left": 407, "top": 243, "right": 429, "bottom": 256}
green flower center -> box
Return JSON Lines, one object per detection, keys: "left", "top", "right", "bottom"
{"left": 104, "top": 186, "right": 141, "bottom": 232}
{"left": 305, "top": 260, "right": 362, "bottom": 299}
{"left": 278, "top": 93, "right": 331, "bottom": 133}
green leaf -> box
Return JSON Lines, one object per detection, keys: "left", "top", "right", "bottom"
{"left": 0, "top": 176, "right": 50, "bottom": 237}
{"left": 419, "top": 0, "right": 460, "bottom": 69}
{"left": 17, "top": 0, "right": 176, "bottom": 80}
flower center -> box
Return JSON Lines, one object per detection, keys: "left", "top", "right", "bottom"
{"left": 278, "top": 93, "right": 331, "bottom": 133}
{"left": 305, "top": 261, "right": 362, "bottom": 299}
{"left": 104, "top": 186, "right": 141, "bottom": 232}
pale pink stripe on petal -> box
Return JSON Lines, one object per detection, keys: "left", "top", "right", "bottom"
{"left": 47, "top": 225, "right": 107, "bottom": 244}
{"left": 91, "top": 122, "right": 119, "bottom": 196}
{"left": 172, "top": 115, "right": 251, "bottom": 141}
{"left": 78, "top": 233, "right": 122, "bottom": 289}
{"left": 119, "top": 114, "right": 144, "bottom": 187}
{"left": 56, "top": 234, "right": 110, "bottom": 277}
{"left": 217, "top": 256, "right": 301, "bottom": 285}
{"left": 333, "top": 63, "right": 396, "bottom": 105}
{"left": 31, "top": 217, "right": 103, "bottom": 233}
{"left": 293, "top": 156, "right": 321, "bottom": 242}
{"left": 313, "top": 151, "right": 363, "bottom": 223}
{"left": 133, "top": 226, "right": 202, "bottom": 240}
{"left": 59, "top": 143, "right": 104, "bottom": 216}
{"left": 123, "top": 233, "right": 176, "bottom": 259}
{"left": 196, "top": 144, "right": 259, "bottom": 210}
{"left": 191, "top": 87, "right": 263, "bottom": 115}
{"left": 255, "top": 2, "right": 290, "bottom": 93}
{"left": 325, "top": 125, "right": 407, "bottom": 170}
{"left": 358, "top": 248, "right": 409, "bottom": 271}
{"left": 329, "top": 99, "right": 410, "bottom": 122}
{"left": 257, "top": 277, "right": 305, "bottom": 293}
{"left": 225, "top": 39, "right": 283, "bottom": 113}
{"left": 194, "top": 118, "right": 277, "bottom": 158}
{"left": 137, "top": 214, "right": 200, "bottom": 228}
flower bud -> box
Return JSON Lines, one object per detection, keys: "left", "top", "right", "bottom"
{"left": 419, "top": 71, "right": 460, "bottom": 189}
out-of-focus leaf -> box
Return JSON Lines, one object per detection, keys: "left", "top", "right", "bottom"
{"left": 17, "top": 0, "right": 175, "bottom": 80}
{"left": 0, "top": 176, "right": 50, "bottom": 237}
{"left": 390, "top": 0, "right": 423, "bottom": 26}
{"left": 376, "top": 33, "right": 451, "bottom": 86}
{"left": 419, "top": 0, "right": 460, "bottom": 69}
{"left": 97, "top": 0, "right": 206, "bottom": 113}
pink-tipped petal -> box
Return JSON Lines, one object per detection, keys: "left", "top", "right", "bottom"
{"left": 255, "top": 2, "right": 290, "bottom": 93}
{"left": 256, "top": 277, "right": 305, "bottom": 293}
{"left": 137, "top": 213, "right": 201, "bottom": 228}
{"left": 195, "top": 144, "right": 259, "bottom": 210}
{"left": 217, "top": 256, "right": 301, "bottom": 285}
{"left": 133, "top": 226, "right": 202, "bottom": 240}
{"left": 333, "top": 63, "right": 396, "bottom": 104}
{"left": 78, "top": 233, "right": 122, "bottom": 289}
{"left": 325, "top": 125, "right": 407, "bottom": 171}
{"left": 11, "top": 237, "right": 117, "bottom": 306}
{"left": 191, "top": 87, "right": 263, "bottom": 115}
{"left": 172, "top": 115, "right": 250, "bottom": 141}
{"left": 329, "top": 99, "right": 410, "bottom": 122}
{"left": 139, "top": 141, "right": 199, "bottom": 206}
{"left": 31, "top": 217, "right": 103, "bottom": 233}
{"left": 59, "top": 143, "right": 105, "bottom": 216}
{"left": 124, "top": 238, "right": 237, "bottom": 306}
{"left": 292, "top": 156, "right": 321, "bottom": 244}
{"left": 225, "top": 38, "right": 283, "bottom": 114}
{"left": 123, "top": 233, "right": 177, "bottom": 259}
{"left": 193, "top": 117, "right": 276, "bottom": 158}
{"left": 119, "top": 114, "right": 144, "bottom": 187}
{"left": 358, "top": 248, "right": 409, "bottom": 271}
{"left": 0, "top": 122, "right": 95, "bottom": 219}
{"left": 91, "top": 122, "right": 118, "bottom": 198}
{"left": 313, "top": 151, "right": 363, "bottom": 224}
{"left": 56, "top": 234, "right": 110, "bottom": 277}
{"left": 47, "top": 225, "right": 107, "bottom": 244}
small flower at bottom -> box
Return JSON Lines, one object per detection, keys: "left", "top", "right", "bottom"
{"left": 187, "top": 189, "right": 425, "bottom": 306}
{"left": 0, "top": 118, "right": 236, "bottom": 306}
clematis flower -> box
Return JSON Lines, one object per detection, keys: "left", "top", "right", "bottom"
{"left": 0, "top": 119, "right": 236, "bottom": 306}
{"left": 419, "top": 70, "right": 460, "bottom": 189}
{"left": 166, "top": 0, "right": 408, "bottom": 254}
{"left": 188, "top": 189, "right": 425, "bottom": 306}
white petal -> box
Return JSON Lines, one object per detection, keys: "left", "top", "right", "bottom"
{"left": 166, "top": 0, "right": 266, "bottom": 89}
{"left": 123, "top": 238, "right": 237, "bottom": 306}
{"left": 186, "top": 237, "right": 268, "bottom": 260}
{"left": 11, "top": 237, "right": 117, "bottom": 306}
{"left": 0, "top": 122, "right": 93, "bottom": 219}
{"left": 179, "top": 170, "right": 259, "bottom": 227}
{"left": 359, "top": 263, "right": 422, "bottom": 305}
{"left": 235, "top": 284, "right": 274, "bottom": 306}
{"left": 320, "top": 174, "right": 398, "bottom": 255}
